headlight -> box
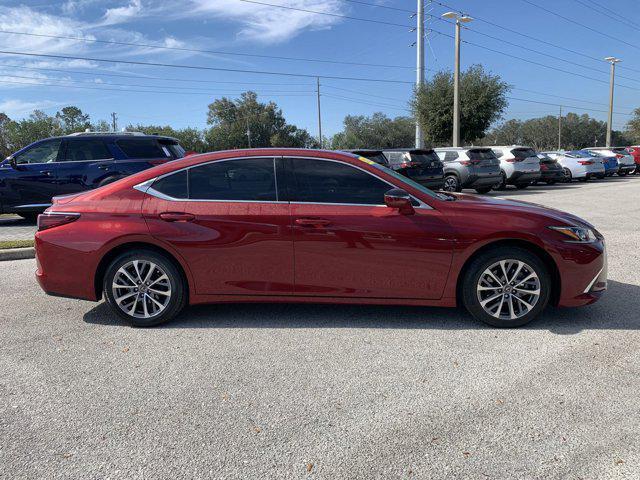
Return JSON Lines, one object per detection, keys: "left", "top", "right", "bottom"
{"left": 548, "top": 226, "right": 597, "bottom": 243}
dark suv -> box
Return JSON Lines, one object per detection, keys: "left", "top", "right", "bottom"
{"left": 381, "top": 149, "right": 445, "bottom": 190}
{"left": 0, "top": 132, "right": 186, "bottom": 218}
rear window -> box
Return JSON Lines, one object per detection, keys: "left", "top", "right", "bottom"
{"left": 410, "top": 151, "right": 440, "bottom": 164}
{"left": 159, "top": 139, "right": 186, "bottom": 158}
{"left": 512, "top": 148, "right": 537, "bottom": 159}
{"left": 117, "top": 138, "right": 169, "bottom": 159}
{"left": 611, "top": 148, "right": 627, "bottom": 154}
{"left": 468, "top": 149, "right": 497, "bottom": 161}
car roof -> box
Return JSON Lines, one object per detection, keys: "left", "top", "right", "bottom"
{"left": 37, "top": 133, "right": 179, "bottom": 142}
{"left": 382, "top": 148, "right": 435, "bottom": 154}
{"left": 434, "top": 146, "right": 493, "bottom": 151}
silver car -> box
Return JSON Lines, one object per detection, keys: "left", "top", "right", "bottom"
{"left": 434, "top": 147, "right": 501, "bottom": 194}
{"left": 490, "top": 146, "right": 541, "bottom": 189}
{"left": 584, "top": 147, "right": 636, "bottom": 175}
{"left": 543, "top": 151, "right": 605, "bottom": 182}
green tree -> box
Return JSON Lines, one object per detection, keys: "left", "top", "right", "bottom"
{"left": 55, "top": 106, "right": 91, "bottom": 134}
{"left": 0, "top": 112, "right": 12, "bottom": 158}
{"left": 625, "top": 107, "right": 640, "bottom": 144}
{"left": 205, "top": 91, "right": 316, "bottom": 150}
{"left": 127, "top": 124, "right": 208, "bottom": 152}
{"left": 330, "top": 112, "right": 415, "bottom": 149}
{"left": 413, "top": 65, "right": 510, "bottom": 146}
{"left": 4, "top": 110, "right": 63, "bottom": 152}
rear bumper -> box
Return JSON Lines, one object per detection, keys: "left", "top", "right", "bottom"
{"left": 540, "top": 170, "right": 564, "bottom": 182}
{"left": 462, "top": 174, "right": 501, "bottom": 188}
{"left": 619, "top": 164, "right": 636, "bottom": 173}
{"left": 509, "top": 171, "right": 541, "bottom": 184}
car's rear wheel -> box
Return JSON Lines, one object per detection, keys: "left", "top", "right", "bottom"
{"left": 442, "top": 174, "right": 462, "bottom": 192}
{"left": 103, "top": 250, "right": 186, "bottom": 327}
{"left": 562, "top": 168, "right": 572, "bottom": 182}
{"left": 462, "top": 247, "right": 550, "bottom": 328}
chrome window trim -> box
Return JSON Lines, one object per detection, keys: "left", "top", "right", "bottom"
{"left": 14, "top": 203, "right": 52, "bottom": 209}
{"left": 133, "top": 154, "right": 433, "bottom": 209}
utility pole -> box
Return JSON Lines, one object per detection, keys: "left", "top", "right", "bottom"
{"left": 415, "top": 0, "right": 425, "bottom": 149}
{"left": 605, "top": 56, "right": 621, "bottom": 147}
{"left": 110, "top": 112, "right": 117, "bottom": 132}
{"left": 442, "top": 12, "right": 473, "bottom": 147}
{"left": 246, "top": 117, "right": 252, "bottom": 148}
{"left": 316, "top": 77, "right": 323, "bottom": 149}
{"left": 558, "top": 105, "right": 562, "bottom": 150}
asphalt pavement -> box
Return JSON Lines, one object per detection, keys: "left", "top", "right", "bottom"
{"left": 1, "top": 176, "right": 639, "bottom": 479}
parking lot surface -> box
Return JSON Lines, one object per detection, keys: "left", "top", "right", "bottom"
{"left": 1, "top": 177, "right": 639, "bottom": 479}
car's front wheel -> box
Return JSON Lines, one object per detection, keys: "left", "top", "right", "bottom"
{"left": 442, "top": 174, "right": 462, "bottom": 192}
{"left": 103, "top": 250, "right": 186, "bottom": 327}
{"left": 462, "top": 247, "right": 550, "bottom": 327}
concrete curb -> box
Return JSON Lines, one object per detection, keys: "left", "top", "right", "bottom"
{"left": 0, "top": 247, "right": 35, "bottom": 261}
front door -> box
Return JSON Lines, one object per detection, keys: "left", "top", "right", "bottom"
{"left": 2, "top": 138, "right": 61, "bottom": 212}
{"left": 284, "top": 157, "right": 454, "bottom": 299}
{"left": 144, "top": 156, "right": 294, "bottom": 296}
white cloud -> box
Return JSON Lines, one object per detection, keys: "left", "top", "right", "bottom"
{"left": 191, "top": 0, "right": 344, "bottom": 43}
{"left": 0, "top": 99, "right": 60, "bottom": 116}
{"left": 99, "top": 0, "right": 143, "bottom": 27}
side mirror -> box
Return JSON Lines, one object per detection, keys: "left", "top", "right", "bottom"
{"left": 384, "top": 188, "right": 415, "bottom": 215}
{"left": 7, "top": 156, "right": 18, "bottom": 169}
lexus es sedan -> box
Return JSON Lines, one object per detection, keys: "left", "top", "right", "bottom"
{"left": 35, "top": 149, "right": 607, "bottom": 328}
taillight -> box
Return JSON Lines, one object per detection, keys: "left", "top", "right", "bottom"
{"left": 148, "top": 158, "right": 169, "bottom": 166}
{"left": 540, "top": 163, "right": 548, "bottom": 170}
{"left": 578, "top": 160, "right": 593, "bottom": 165}
{"left": 615, "top": 154, "right": 624, "bottom": 159}
{"left": 504, "top": 157, "right": 517, "bottom": 163}
{"left": 458, "top": 160, "right": 472, "bottom": 166}
{"left": 37, "top": 212, "right": 80, "bottom": 231}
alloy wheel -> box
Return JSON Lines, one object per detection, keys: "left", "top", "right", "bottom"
{"left": 112, "top": 260, "right": 172, "bottom": 319}
{"left": 476, "top": 259, "right": 541, "bottom": 321}
{"left": 443, "top": 175, "right": 459, "bottom": 192}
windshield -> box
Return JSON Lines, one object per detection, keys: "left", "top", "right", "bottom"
{"left": 361, "top": 158, "right": 445, "bottom": 200}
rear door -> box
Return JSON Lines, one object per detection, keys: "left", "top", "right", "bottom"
{"left": 2, "top": 139, "right": 61, "bottom": 211}
{"left": 511, "top": 147, "right": 540, "bottom": 172}
{"left": 467, "top": 148, "right": 500, "bottom": 176}
{"left": 144, "top": 156, "right": 294, "bottom": 296}
{"left": 55, "top": 138, "right": 115, "bottom": 194}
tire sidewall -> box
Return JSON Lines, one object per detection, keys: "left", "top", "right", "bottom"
{"left": 103, "top": 250, "right": 185, "bottom": 327}
{"left": 462, "top": 247, "right": 551, "bottom": 328}
{"left": 443, "top": 174, "right": 461, "bottom": 192}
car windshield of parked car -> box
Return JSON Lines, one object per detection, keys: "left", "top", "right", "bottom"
{"left": 14, "top": 139, "right": 61, "bottom": 164}
{"left": 362, "top": 158, "right": 444, "bottom": 200}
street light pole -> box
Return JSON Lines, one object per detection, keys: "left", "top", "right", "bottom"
{"left": 604, "top": 56, "right": 621, "bottom": 147}
{"left": 442, "top": 12, "right": 473, "bottom": 147}
{"left": 415, "top": 0, "right": 425, "bottom": 149}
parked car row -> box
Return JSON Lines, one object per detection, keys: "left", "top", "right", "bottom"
{"left": 348, "top": 145, "right": 637, "bottom": 196}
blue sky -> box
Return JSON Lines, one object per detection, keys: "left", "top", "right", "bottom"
{"left": 0, "top": 0, "right": 637, "bottom": 137}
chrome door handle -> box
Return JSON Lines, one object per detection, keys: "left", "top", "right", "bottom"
{"left": 295, "top": 218, "right": 331, "bottom": 227}
{"left": 159, "top": 212, "right": 195, "bottom": 222}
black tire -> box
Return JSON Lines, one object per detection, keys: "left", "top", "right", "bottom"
{"left": 515, "top": 183, "right": 529, "bottom": 190}
{"left": 461, "top": 247, "right": 551, "bottom": 328}
{"left": 442, "top": 174, "right": 462, "bottom": 192}
{"left": 496, "top": 171, "right": 508, "bottom": 190}
{"left": 618, "top": 171, "right": 628, "bottom": 177}
{"left": 474, "top": 186, "right": 492, "bottom": 194}
{"left": 103, "top": 250, "right": 186, "bottom": 327}
{"left": 562, "top": 168, "right": 572, "bottom": 183}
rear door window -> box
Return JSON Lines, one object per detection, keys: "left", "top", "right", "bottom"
{"left": 63, "top": 139, "right": 112, "bottom": 162}
{"left": 152, "top": 170, "right": 188, "bottom": 199}
{"left": 512, "top": 148, "right": 537, "bottom": 159}
{"left": 188, "top": 157, "right": 276, "bottom": 201}
{"left": 117, "top": 138, "right": 169, "bottom": 159}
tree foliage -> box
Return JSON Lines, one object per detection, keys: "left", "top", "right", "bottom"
{"left": 625, "top": 107, "right": 640, "bottom": 144}
{"left": 205, "top": 91, "right": 317, "bottom": 150}
{"left": 413, "top": 65, "right": 510, "bottom": 146}
{"left": 330, "top": 112, "right": 415, "bottom": 149}
{"left": 484, "top": 112, "right": 632, "bottom": 150}
{"left": 126, "top": 124, "right": 207, "bottom": 152}
{"left": 56, "top": 106, "right": 91, "bottom": 134}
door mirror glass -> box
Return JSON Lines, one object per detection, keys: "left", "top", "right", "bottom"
{"left": 384, "top": 188, "right": 414, "bottom": 215}
{"left": 8, "top": 156, "right": 17, "bottom": 169}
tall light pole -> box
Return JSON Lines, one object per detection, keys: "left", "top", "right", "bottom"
{"left": 604, "top": 56, "right": 621, "bottom": 147}
{"left": 442, "top": 12, "right": 473, "bottom": 147}
{"left": 415, "top": 0, "right": 425, "bottom": 149}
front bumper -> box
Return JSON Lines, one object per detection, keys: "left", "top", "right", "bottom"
{"left": 556, "top": 239, "right": 607, "bottom": 308}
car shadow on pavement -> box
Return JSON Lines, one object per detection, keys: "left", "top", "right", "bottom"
{"left": 83, "top": 280, "right": 638, "bottom": 334}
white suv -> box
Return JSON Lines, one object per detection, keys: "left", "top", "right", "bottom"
{"left": 490, "top": 146, "right": 541, "bottom": 189}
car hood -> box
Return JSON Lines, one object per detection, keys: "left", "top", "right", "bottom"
{"left": 445, "top": 192, "right": 595, "bottom": 229}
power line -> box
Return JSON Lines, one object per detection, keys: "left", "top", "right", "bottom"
{"left": 0, "top": 49, "right": 415, "bottom": 84}
{"left": 430, "top": 0, "right": 640, "bottom": 75}
{"left": 341, "top": 0, "right": 415, "bottom": 13}
{"left": 234, "top": 0, "right": 414, "bottom": 28}
{"left": 0, "top": 30, "right": 415, "bottom": 70}
{"left": 506, "top": 96, "right": 634, "bottom": 116}
{"left": 323, "top": 85, "right": 410, "bottom": 103}
{"left": 571, "top": 0, "right": 636, "bottom": 29}
{"left": 519, "top": 0, "right": 640, "bottom": 51}
{"left": 323, "top": 92, "right": 412, "bottom": 112}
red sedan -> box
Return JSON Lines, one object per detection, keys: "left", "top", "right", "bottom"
{"left": 35, "top": 149, "right": 607, "bottom": 328}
